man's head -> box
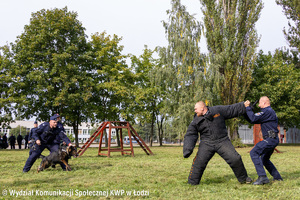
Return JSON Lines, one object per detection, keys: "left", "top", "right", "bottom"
{"left": 258, "top": 96, "right": 271, "bottom": 108}
{"left": 54, "top": 113, "right": 61, "bottom": 121}
{"left": 49, "top": 119, "right": 57, "bottom": 129}
{"left": 34, "top": 121, "right": 38, "bottom": 128}
{"left": 49, "top": 115, "right": 58, "bottom": 128}
{"left": 194, "top": 101, "right": 208, "bottom": 116}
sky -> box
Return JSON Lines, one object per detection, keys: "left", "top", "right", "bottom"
{"left": 0, "top": 0, "right": 290, "bottom": 58}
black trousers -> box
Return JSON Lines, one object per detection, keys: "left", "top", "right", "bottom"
{"left": 188, "top": 138, "right": 248, "bottom": 185}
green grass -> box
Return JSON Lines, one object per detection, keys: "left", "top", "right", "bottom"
{"left": 0, "top": 145, "right": 299, "bottom": 199}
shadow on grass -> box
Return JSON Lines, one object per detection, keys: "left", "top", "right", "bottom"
{"left": 281, "top": 170, "right": 300, "bottom": 180}
{"left": 202, "top": 174, "right": 237, "bottom": 185}
{"left": 75, "top": 163, "right": 113, "bottom": 171}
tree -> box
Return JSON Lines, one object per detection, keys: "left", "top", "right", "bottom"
{"left": 200, "top": 0, "right": 263, "bottom": 139}
{"left": 6, "top": 7, "right": 92, "bottom": 147}
{"left": 276, "top": 0, "right": 300, "bottom": 56}
{"left": 87, "top": 32, "right": 135, "bottom": 147}
{"left": 0, "top": 46, "right": 14, "bottom": 128}
{"left": 88, "top": 32, "right": 134, "bottom": 123}
{"left": 9, "top": 125, "right": 27, "bottom": 137}
{"left": 158, "top": 0, "right": 206, "bottom": 144}
{"left": 246, "top": 49, "right": 300, "bottom": 128}
{"left": 131, "top": 46, "right": 164, "bottom": 146}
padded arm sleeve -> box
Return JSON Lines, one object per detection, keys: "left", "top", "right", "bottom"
{"left": 183, "top": 122, "right": 199, "bottom": 158}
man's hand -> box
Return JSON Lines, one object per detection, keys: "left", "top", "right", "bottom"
{"left": 244, "top": 100, "right": 250, "bottom": 107}
{"left": 36, "top": 140, "right": 41, "bottom": 145}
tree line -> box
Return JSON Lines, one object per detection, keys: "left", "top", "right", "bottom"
{"left": 1, "top": 0, "right": 299, "bottom": 147}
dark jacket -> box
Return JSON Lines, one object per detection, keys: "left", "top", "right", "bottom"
{"left": 183, "top": 102, "right": 246, "bottom": 158}
{"left": 246, "top": 106, "right": 278, "bottom": 137}
{"left": 2, "top": 135, "right": 7, "bottom": 143}
{"left": 32, "top": 122, "right": 71, "bottom": 145}
{"left": 53, "top": 121, "right": 65, "bottom": 144}
{"left": 17, "top": 135, "right": 23, "bottom": 143}
{"left": 24, "top": 135, "right": 29, "bottom": 142}
{"left": 8, "top": 135, "right": 16, "bottom": 144}
{"left": 29, "top": 128, "right": 37, "bottom": 140}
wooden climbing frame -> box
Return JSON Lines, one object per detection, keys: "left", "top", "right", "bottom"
{"left": 77, "top": 121, "right": 153, "bottom": 157}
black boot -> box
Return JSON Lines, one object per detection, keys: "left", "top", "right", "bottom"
{"left": 240, "top": 177, "right": 253, "bottom": 184}
{"left": 253, "top": 176, "right": 270, "bottom": 185}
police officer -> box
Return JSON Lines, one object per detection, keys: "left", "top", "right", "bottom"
{"left": 52, "top": 114, "right": 65, "bottom": 145}
{"left": 24, "top": 132, "right": 29, "bottom": 149}
{"left": 23, "top": 115, "right": 72, "bottom": 172}
{"left": 2, "top": 133, "right": 8, "bottom": 149}
{"left": 17, "top": 133, "right": 23, "bottom": 149}
{"left": 244, "top": 96, "right": 283, "bottom": 185}
{"left": 8, "top": 134, "right": 16, "bottom": 149}
{"left": 28, "top": 121, "right": 38, "bottom": 154}
{"left": 183, "top": 101, "right": 252, "bottom": 185}
{"left": 54, "top": 114, "right": 65, "bottom": 132}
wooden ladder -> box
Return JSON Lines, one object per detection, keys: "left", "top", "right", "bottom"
{"left": 77, "top": 121, "right": 108, "bottom": 157}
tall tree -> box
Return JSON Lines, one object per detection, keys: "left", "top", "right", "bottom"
{"left": 88, "top": 32, "right": 135, "bottom": 146}
{"left": 158, "top": 0, "right": 206, "bottom": 144}
{"left": 6, "top": 7, "right": 92, "bottom": 147}
{"left": 0, "top": 46, "right": 14, "bottom": 128}
{"left": 88, "top": 32, "right": 134, "bottom": 123}
{"left": 200, "top": 0, "right": 263, "bottom": 139}
{"left": 131, "top": 46, "right": 164, "bottom": 146}
{"left": 247, "top": 49, "right": 300, "bottom": 128}
{"left": 276, "top": 0, "right": 300, "bottom": 56}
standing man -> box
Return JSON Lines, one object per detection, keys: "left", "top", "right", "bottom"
{"left": 17, "top": 133, "right": 23, "bottom": 149}
{"left": 23, "top": 115, "right": 72, "bottom": 173}
{"left": 52, "top": 114, "right": 65, "bottom": 145}
{"left": 0, "top": 135, "right": 3, "bottom": 149}
{"left": 24, "top": 132, "right": 29, "bottom": 149}
{"left": 2, "top": 133, "right": 8, "bottom": 149}
{"left": 8, "top": 134, "right": 16, "bottom": 149}
{"left": 244, "top": 96, "right": 283, "bottom": 185}
{"left": 54, "top": 114, "right": 65, "bottom": 132}
{"left": 28, "top": 121, "right": 38, "bottom": 151}
{"left": 183, "top": 101, "right": 252, "bottom": 185}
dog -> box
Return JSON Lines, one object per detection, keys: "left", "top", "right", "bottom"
{"left": 37, "top": 145, "right": 78, "bottom": 173}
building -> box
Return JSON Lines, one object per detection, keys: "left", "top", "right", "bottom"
{"left": 0, "top": 120, "right": 116, "bottom": 144}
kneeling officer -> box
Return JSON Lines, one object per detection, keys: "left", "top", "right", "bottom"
{"left": 23, "top": 115, "right": 72, "bottom": 172}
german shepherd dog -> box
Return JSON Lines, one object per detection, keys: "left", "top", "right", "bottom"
{"left": 37, "top": 145, "right": 78, "bottom": 173}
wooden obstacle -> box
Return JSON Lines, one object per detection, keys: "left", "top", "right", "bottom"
{"left": 77, "top": 121, "right": 153, "bottom": 157}
{"left": 252, "top": 124, "right": 282, "bottom": 153}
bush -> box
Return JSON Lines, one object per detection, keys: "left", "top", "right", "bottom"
{"left": 231, "top": 138, "right": 247, "bottom": 148}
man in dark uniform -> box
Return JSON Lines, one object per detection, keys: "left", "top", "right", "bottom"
{"left": 54, "top": 114, "right": 65, "bottom": 132}
{"left": 28, "top": 121, "right": 38, "bottom": 152}
{"left": 0, "top": 135, "right": 3, "bottom": 149}
{"left": 8, "top": 134, "right": 16, "bottom": 149}
{"left": 24, "top": 132, "right": 29, "bottom": 149}
{"left": 23, "top": 115, "right": 72, "bottom": 172}
{"left": 2, "top": 134, "right": 8, "bottom": 149}
{"left": 244, "top": 96, "right": 283, "bottom": 185}
{"left": 52, "top": 114, "right": 65, "bottom": 145}
{"left": 17, "top": 133, "right": 23, "bottom": 149}
{"left": 183, "top": 101, "right": 252, "bottom": 185}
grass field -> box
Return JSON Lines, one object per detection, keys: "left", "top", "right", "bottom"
{"left": 0, "top": 144, "right": 299, "bottom": 199}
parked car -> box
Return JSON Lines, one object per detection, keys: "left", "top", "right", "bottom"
{"left": 123, "top": 136, "right": 138, "bottom": 145}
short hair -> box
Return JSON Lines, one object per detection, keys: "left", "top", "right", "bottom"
{"left": 260, "top": 96, "right": 270, "bottom": 105}
{"left": 196, "top": 101, "right": 207, "bottom": 108}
